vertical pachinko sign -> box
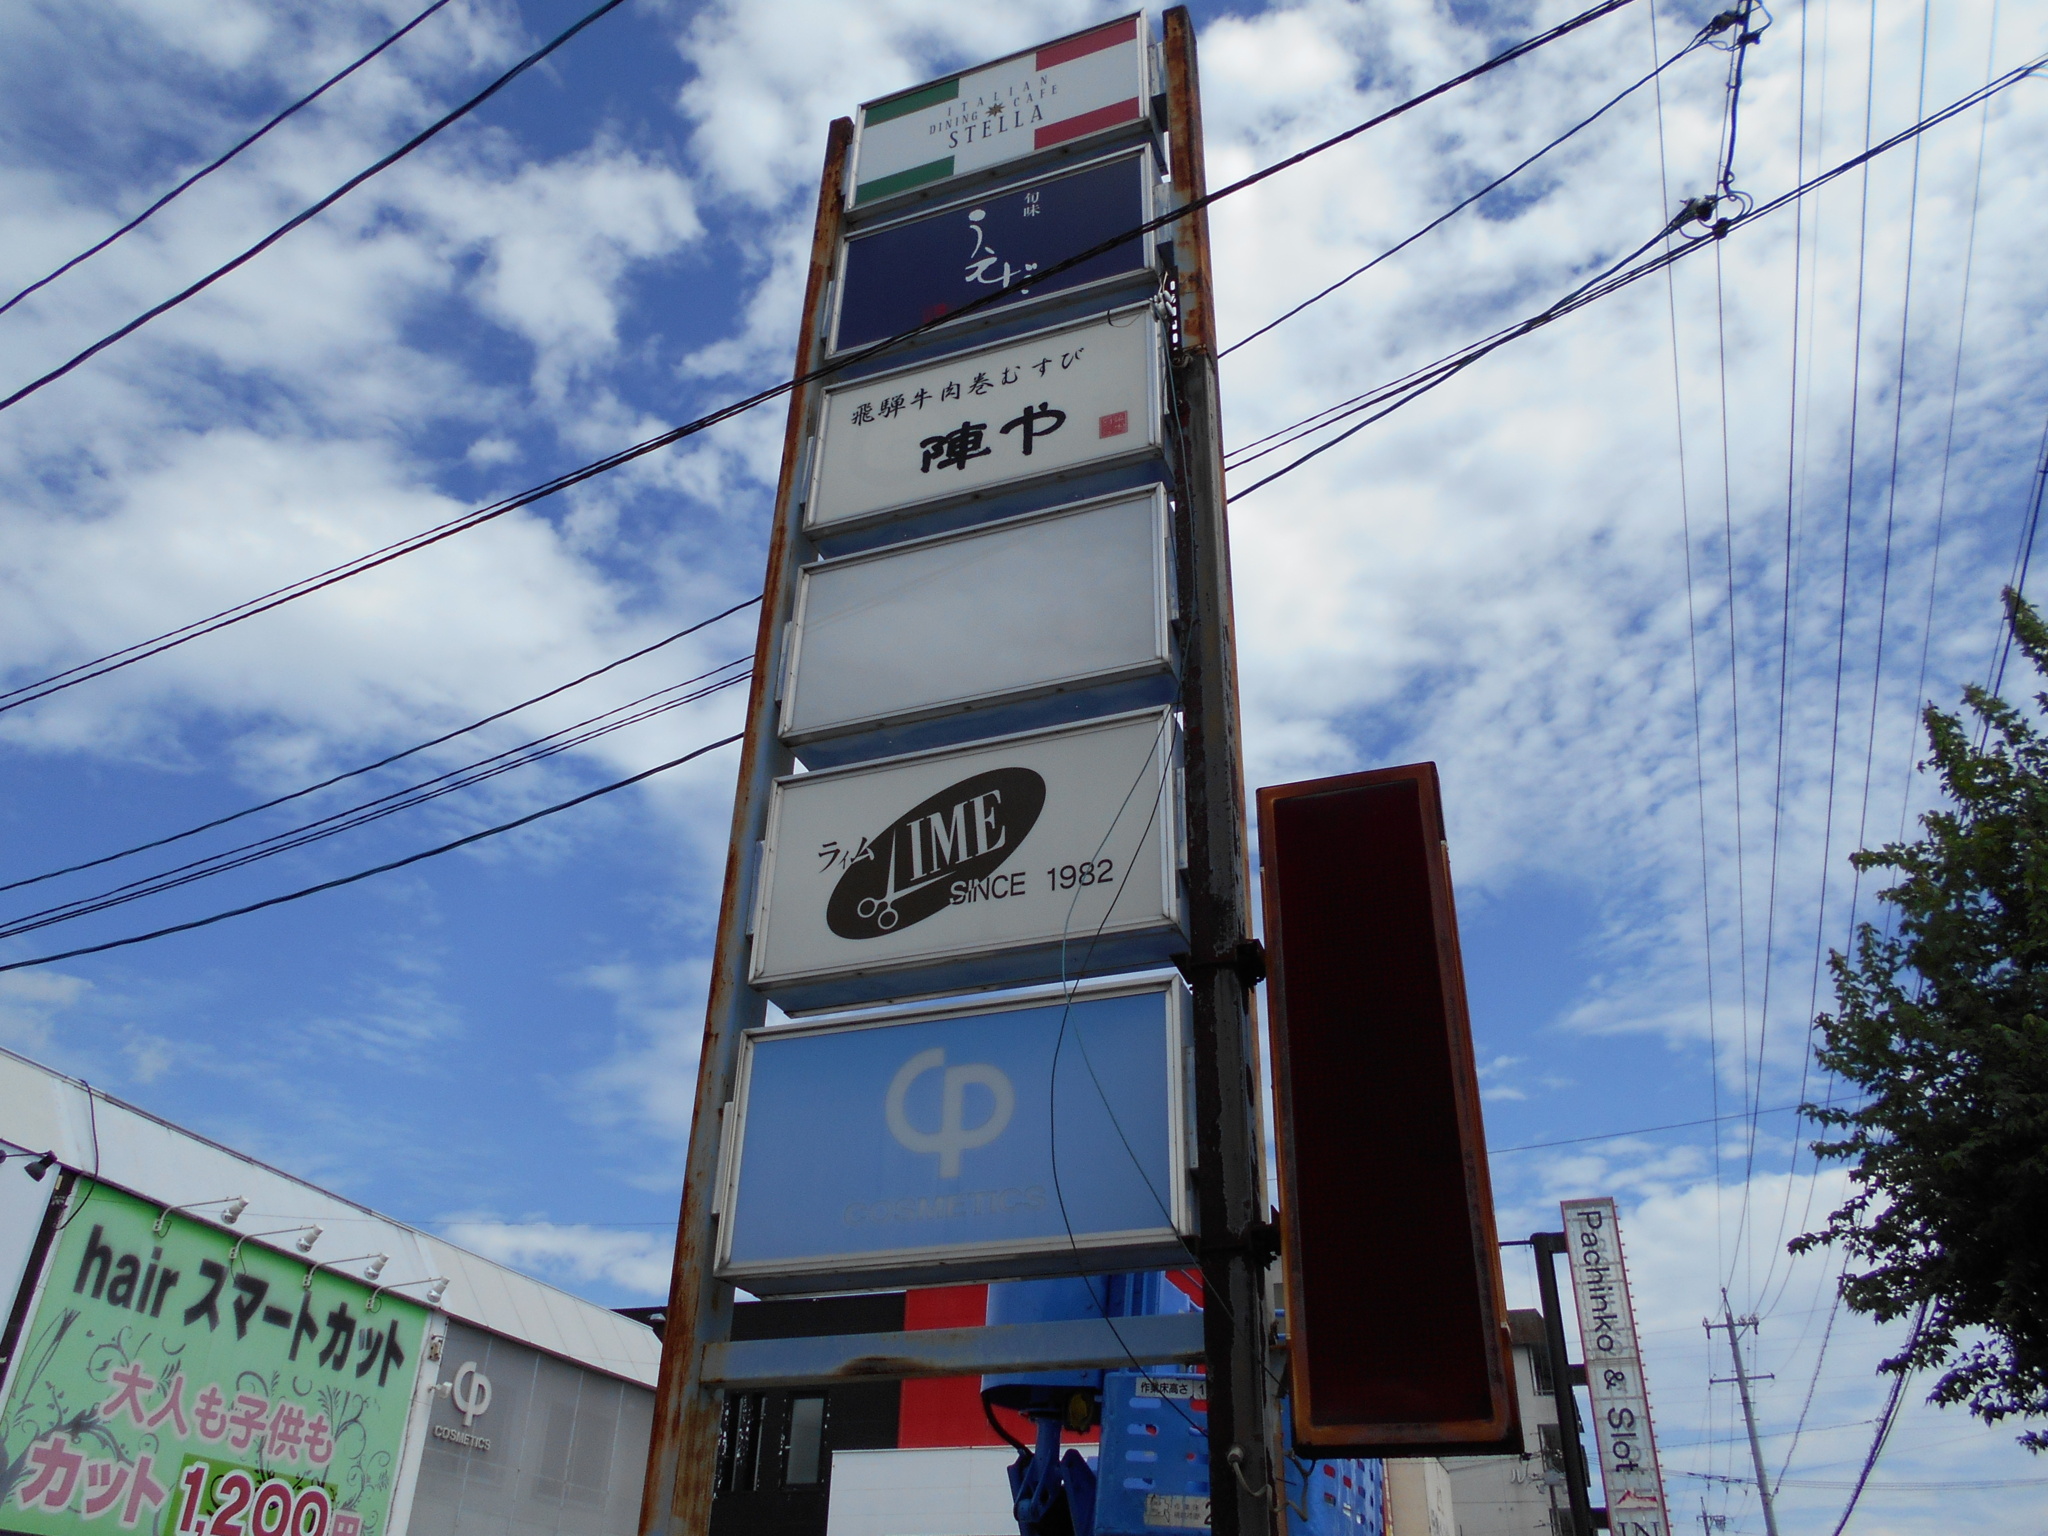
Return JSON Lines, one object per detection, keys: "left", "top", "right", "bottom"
{"left": 1560, "top": 1198, "right": 1669, "bottom": 1536}
{"left": 0, "top": 1180, "right": 425, "bottom": 1536}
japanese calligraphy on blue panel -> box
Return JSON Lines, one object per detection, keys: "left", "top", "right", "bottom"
{"left": 834, "top": 150, "right": 1153, "bottom": 352}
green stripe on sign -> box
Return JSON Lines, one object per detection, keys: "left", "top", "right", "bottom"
{"left": 855, "top": 157, "right": 955, "bottom": 204}
{"left": 864, "top": 76, "right": 959, "bottom": 126}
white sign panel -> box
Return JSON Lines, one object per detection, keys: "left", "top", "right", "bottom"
{"left": 805, "top": 305, "right": 1162, "bottom": 544}
{"left": 850, "top": 15, "right": 1149, "bottom": 208}
{"left": 750, "top": 708, "right": 1183, "bottom": 1013}
{"left": 781, "top": 487, "right": 1176, "bottom": 767}
{"left": 1561, "top": 1198, "right": 1670, "bottom": 1536}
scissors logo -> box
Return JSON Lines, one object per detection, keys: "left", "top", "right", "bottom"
{"left": 886, "top": 1047, "right": 1014, "bottom": 1177}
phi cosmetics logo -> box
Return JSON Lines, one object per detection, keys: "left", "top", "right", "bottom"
{"left": 826, "top": 768, "right": 1044, "bottom": 939}
{"left": 884, "top": 1048, "right": 1015, "bottom": 1176}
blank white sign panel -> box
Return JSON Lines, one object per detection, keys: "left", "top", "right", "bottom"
{"left": 780, "top": 488, "right": 1174, "bottom": 762}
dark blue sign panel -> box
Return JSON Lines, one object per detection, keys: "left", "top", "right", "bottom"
{"left": 833, "top": 150, "right": 1153, "bottom": 352}
{"left": 715, "top": 981, "right": 1191, "bottom": 1293}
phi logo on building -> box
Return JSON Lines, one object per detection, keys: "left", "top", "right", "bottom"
{"left": 827, "top": 768, "right": 1044, "bottom": 939}
{"left": 885, "top": 1048, "right": 1014, "bottom": 1177}
{"left": 452, "top": 1362, "right": 492, "bottom": 1426}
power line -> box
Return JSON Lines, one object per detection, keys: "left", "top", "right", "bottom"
{"left": 1757, "top": 0, "right": 1944, "bottom": 1323}
{"left": 1746, "top": 0, "right": 1823, "bottom": 1330}
{"left": 0, "top": 593, "right": 761, "bottom": 897}
{"left": 1221, "top": 219, "right": 1679, "bottom": 480}
{"left": 0, "top": 661, "right": 752, "bottom": 941}
{"left": 1711, "top": 236, "right": 1758, "bottom": 1303}
{"left": 0, "top": 731, "right": 745, "bottom": 976}
{"left": 0, "top": 0, "right": 637, "bottom": 415}
{"left": 1489, "top": 1102, "right": 1801, "bottom": 1154}
{"left": 0, "top": 0, "right": 1653, "bottom": 715}
{"left": 1220, "top": 54, "right": 2044, "bottom": 504}
{"left": 1, "top": 595, "right": 761, "bottom": 894}
{"left": 1218, "top": 25, "right": 1717, "bottom": 359}
{"left": 1827, "top": 1302, "right": 1927, "bottom": 1536}
{"left": 1986, "top": 414, "right": 2048, "bottom": 703}
{"left": 1649, "top": 0, "right": 1730, "bottom": 1294}
{"left": 1901, "top": 0, "right": 2000, "bottom": 837}
{"left": 0, "top": 0, "right": 458, "bottom": 319}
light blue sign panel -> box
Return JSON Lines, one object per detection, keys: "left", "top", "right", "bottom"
{"left": 716, "top": 980, "right": 1192, "bottom": 1294}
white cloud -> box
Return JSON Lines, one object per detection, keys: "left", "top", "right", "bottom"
{"left": 437, "top": 1214, "right": 674, "bottom": 1296}
{"left": 397, "top": 138, "right": 703, "bottom": 399}
{"left": 1478, "top": 1051, "right": 1529, "bottom": 1100}
{"left": 575, "top": 956, "right": 711, "bottom": 1157}
{"left": 0, "top": 970, "right": 91, "bottom": 1054}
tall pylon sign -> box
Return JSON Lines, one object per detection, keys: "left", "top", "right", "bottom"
{"left": 637, "top": 12, "right": 1274, "bottom": 1536}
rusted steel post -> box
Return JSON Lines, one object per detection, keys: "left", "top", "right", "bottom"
{"left": 638, "top": 116, "right": 854, "bottom": 1536}
{"left": 1162, "top": 11, "right": 1275, "bottom": 1536}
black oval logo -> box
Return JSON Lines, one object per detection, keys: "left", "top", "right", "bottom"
{"left": 827, "top": 768, "right": 1046, "bottom": 940}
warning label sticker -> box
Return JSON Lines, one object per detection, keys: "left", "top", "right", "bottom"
{"left": 1144, "top": 1493, "right": 1211, "bottom": 1528}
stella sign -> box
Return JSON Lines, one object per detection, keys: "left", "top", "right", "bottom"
{"left": 850, "top": 15, "right": 1149, "bottom": 207}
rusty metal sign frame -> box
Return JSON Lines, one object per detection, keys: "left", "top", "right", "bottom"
{"left": 639, "top": 12, "right": 1269, "bottom": 1535}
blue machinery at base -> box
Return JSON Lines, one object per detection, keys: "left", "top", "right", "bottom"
{"left": 980, "top": 1276, "right": 1384, "bottom": 1536}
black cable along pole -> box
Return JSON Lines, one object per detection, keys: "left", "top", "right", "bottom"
{"left": 1533, "top": 1232, "right": 1599, "bottom": 1536}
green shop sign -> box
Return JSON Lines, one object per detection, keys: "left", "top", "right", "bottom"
{"left": 0, "top": 1179, "right": 427, "bottom": 1536}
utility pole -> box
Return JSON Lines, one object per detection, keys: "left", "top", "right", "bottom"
{"left": 1705, "top": 1292, "right": 1781, "bottom": 1536}
{"left": 1160, "top": 11, "right": 1275, "bottom": 1535}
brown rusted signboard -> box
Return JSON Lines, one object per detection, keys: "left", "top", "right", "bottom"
{"left": 1256, "top": 763, "right": 1519, "bottom": 1454}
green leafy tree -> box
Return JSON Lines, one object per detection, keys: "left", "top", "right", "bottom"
{"left": 1794, "top": 589, "right": 2048, "bottom": 1450}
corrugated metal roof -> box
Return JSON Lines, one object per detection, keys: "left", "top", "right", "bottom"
{"left": 0, "top": 1045, "right": 663, "bottom": 1387}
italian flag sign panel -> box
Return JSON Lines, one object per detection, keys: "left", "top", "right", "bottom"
{"left": 852, "top": 16, "right": 1147, "bottom": 207}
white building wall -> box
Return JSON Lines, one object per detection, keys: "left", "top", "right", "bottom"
{"left": 1447, "top": 1329, "right": 1567, "bottom": 1536}
{"left": 825, "top": 1448, "right": 1023, "bottom": 1536}
{"left": 1387, "top": 1459, "right": 1455, "bottom": 1536}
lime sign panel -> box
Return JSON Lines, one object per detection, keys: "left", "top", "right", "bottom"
{"left": 0, "top": 1179, "right": 425, "bottom": 1536}
{"left": 749, "top": 708, "right": 1184, "bottom": 1013}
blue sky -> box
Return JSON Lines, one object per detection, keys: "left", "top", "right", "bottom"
{"left": 2, "top": 0, "right": 2045, "bottom": 1529}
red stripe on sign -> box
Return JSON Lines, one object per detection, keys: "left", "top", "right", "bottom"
{"left": 1036, "top": 97, "right": 1142, "bottom": 151}
{"left": 1035, "top": 15, "right": 1139, "bottom": 70}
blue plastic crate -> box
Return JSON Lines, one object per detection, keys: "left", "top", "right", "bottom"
{"left": 1283, "top": 1454, "right": 1384, "bottom": 1536}
{"left": 1092, "top": 1367, "right": 1211, "bottom": 1535}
